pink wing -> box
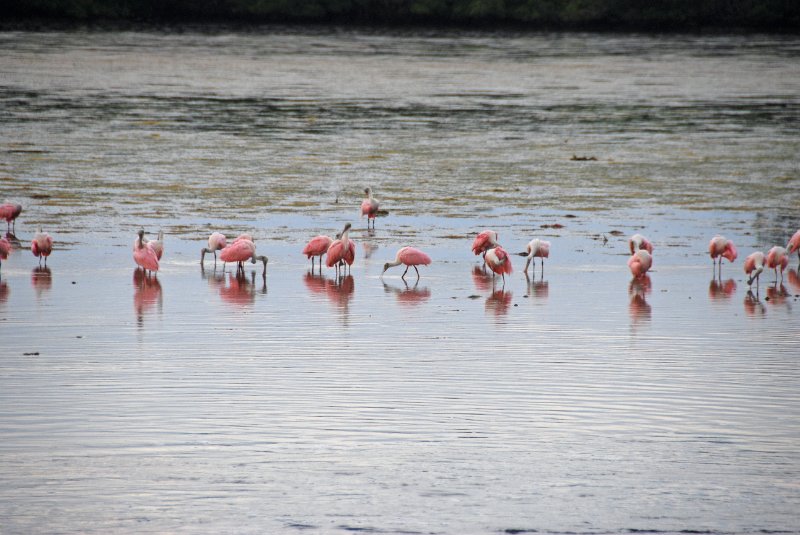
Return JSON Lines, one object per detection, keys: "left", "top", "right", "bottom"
{"left": 343, "top": 240, "right": 356, "bottom": 265}
{"left": 491, "top": 247, "right": 513, "bottom": 275}
{"left": 303, "top": 235, "right": 333, "bottom": 257}
{"left": 209, "top": 232, "right": 227, "bottom": 251}
{"left": 326, "top": 240, "right": 345, "bottom": 267}
{"left": 743, "top": 252, "right": 760, "bottom": 274}
{"left": 134, "top": 244, "right": 159, "bottom": 271}
{"left": 220, "top": 239, "right": 256, "bottom": 263}
{"left": 787, "top": 230, "right": 800, "bottom": 254}
{"left": 398, "top": 247, "right": 431, "bottom": 266}
{"left": 723, "top": 241, "right": 737, "bottom": 262}
{"left": 472, "top": 230, "right": 497, "bottom": 255}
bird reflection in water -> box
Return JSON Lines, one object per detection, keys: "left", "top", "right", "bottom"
{"left": 362, "top": 240, "right": 378, "bottom": 260}
{"left": 524, "top": 271, "right": 549, "bottom": 301}
{"left": 382, "top": 279, "right": 431, "bottom": 306}
{"left": 31, "top": 266, "right": 52, "bottom": 299}
{"left": 787, "top": 268, "right": 800, "bottom": 294}
{"left": 0, "top": 277, "right": 8, "bottom": 307}
{"left": 628, "top": 274, "right": 652, "bottom": 325}
{"left": 133, "top": 268, "right": 162, "bottom": 327}
{"left": 744, "top": 290, "right": 766, "bottom": 317}
{"left": 219, "top": 270, "right": 266, "bottom": 306}
{"left": 485, "top": 289, "right": 513, "bottom": 317}
{"left": 471, "top": 265, "right": 492, "bottom": 293}
{"left": 708, "top": 278, "right": 736, "bottom": 300}
{"left": 765, "top": 283, "right": 791, "bottom": 311}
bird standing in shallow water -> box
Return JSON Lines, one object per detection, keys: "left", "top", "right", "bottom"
{"left": 219, "top": 237, "right": 268, "bottom": 277}
{"left": 31, "top": 228, "right": 53, "bottom": 267}
{"left": 303, "top": 234, "right": 334, "bottom": 272}
{"left": 766, "top": 246, "right": 789, "bottom": 283}
{"left": 361, "top": 187, "right": 380, "bottom": 229}
{"left": 0, "top": 203, "right": 22, "bottom": 233}
{"left": 485, "top": 246, "right": 512, "bottom": 283}
{"left": 201, "top": 232, "right": 227, "bottom": 266}
{"left": 628, "top": 249, "right": 652, "bottom": 278}
{"left": 744, "top": 251, "right": 766, "bottom": 288}
{"left": 133, "top": 229, "right": 158, "bottom": 274}
{"left": 629, "top": 233, "right": 654, "bottom": 255}
{"left": 787, "top": 229, "right": 800, "bottom": 264}
{"left": 523, "top": 238, "right": 550, "bottom": 275}
{"left": 382, "top": 246, "right": 432, "bottom": 280}
{"left": 709, "top": 235, "right": 737, "bottom": 275}
{"left": 326, "top": 223, "right": 356, "bottom": 276}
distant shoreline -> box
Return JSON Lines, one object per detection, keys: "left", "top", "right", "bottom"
{"left": 3, "top": 0, "right": 799, "bottom": 34}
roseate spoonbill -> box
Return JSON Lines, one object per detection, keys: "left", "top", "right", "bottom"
{"left": 472, "top": 230, "right": 500, "bottom": 258}
{"left": 628, "top": 249, "right": 652, "bottom": 278}
{"left": 303, "top": 234, "right": 334, "bottom": 271}
{"left": 523, "top": 238, "right": 550, "bottom": 274}
{"left": 148, "top": 230, "right": 164, "bottom": 260}
{"left": 787, "top": 230, "right": 800, "bottom": 263}
{"left": 219, "top": 237, "right": 268, "bottom": 277}
{"left": 709, "top": 235, "right": 737, "bottom": 272}
{"left": 0, "top": 203, "right": 22, "bottom": 233}
{"left": 629, "top": 233, "right": 654, "bottom": 254}
{"left": 326, "top": 223, "right": 356, "bottom": 275}
{"left": 382, "top": 246, "right": 432, "bottom": 280}
{"left": 133, "top": 229, "right": 159, "bottom": 274}
{"left": 31, "top": 228, "right": 53, "bottom": 267}
{"left": 201, "top": 232, "right": 227, "bottom": 266}
{"left": 766, "top": 246, "right": 789, "bottom": 282}
{"left": 361, "top": 187, "right": 380, "bottom": 229}
{"left": 0, "top": 237, "right": 10, "bottom": 270}
{"left": 485, "top": 246, "right": 512, "bottom": 282}
{"left": 744, "top": 251, "right": 765, "bottom": 288}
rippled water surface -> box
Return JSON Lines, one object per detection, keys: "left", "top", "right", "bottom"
{"left": 0, "top": 27, "right": 799, "bottom": 534}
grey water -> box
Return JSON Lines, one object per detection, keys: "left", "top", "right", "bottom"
{"left": 0, "top": 27, "right": 799, "bottom": 534}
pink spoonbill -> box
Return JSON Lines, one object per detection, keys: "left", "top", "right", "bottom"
{"left": 709, "top": 235, "right": 737, "bottom": 274}
{"left": 219, "top": 237, "right": 268, "bottom": 277}
{"left": 787, "top": 229, "right": 800, "bottom": 263}
{"left": 766, "top": 246, "right": 789, "bottom": 282}
{"left": 472, "top": 230, "right": 500, "bottom": 259}
{"left": 744, "top": 251, "right": 766, "bottom": 288}
{"left": 382, "top": 246, "right": 432, "bottom": 280}
{"left": 522, "top": 238, "right": 550, "bottom": 275}
{"left": 629, "top": 233, "right": 654, "bottom": 254}
{"left": 148, "top": 230, "right": 164, "bottom": 260}
{"left": 133, "top": 229, "right": 159, "bottom": 275}
{"left": 628, "top": 249, "right": 652, "bottom": 278}
{"left": 0, "top": 203, "right": 22, "bottom": 233}
{"left": 201, "top": 232, "right": 227, "bottom": 266}
{"left": 31, "top": 228, "right": 53, "bottom": 267}
{"left": 303, "top": 234, "right": 334, "bottom": 272}
{"left": 485, "top": 246, "right": 513, "bottom": 283}
{"left": 361, "top": 187, "right": 380, "bottom": 229}
{"left": 326, "top": 223, "right": 356, "bottom": 276}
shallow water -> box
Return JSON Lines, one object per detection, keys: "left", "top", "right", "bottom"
{"left": 1, "top": 27, "right": 799, "bottom": 534}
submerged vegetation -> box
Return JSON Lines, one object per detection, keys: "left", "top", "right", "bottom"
{"left": 6, "top": 0, "right": 800, "bottom": 30}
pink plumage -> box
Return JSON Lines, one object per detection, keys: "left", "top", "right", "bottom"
{"left": 766, "top": 246, "right": 789, "bottom": 280}
{"left": 744, "top": 251, "right": 765, "bottom": 286}
{"left": 360, "top": 187, "right": 380, "bottom": 227}
{"left": 628, "top": 250, "right": 652, "bottom": 278}
{"left": 787, "top": 230, "right": 800, "bottom": 256}
{"left": 0, "top": 203, "right": 22, "bottom": 232}
{"left": 0, "top": 237, "right": 10, "bottom": 260}
{"left": 31, "top": 229, "right": 53, "bottom": 266}
{"left": 709, "top": 236, "right": 737, "bottom": 263}
{"left": 303, "top": 235, "right": 333, "bottom": 258}
{"left": 220, "top": 238, "right": 257, "bottom": 263}
{"left": 326, "top": 223, "right": 355, "bottom": 269}
{"left": 133, "top": 236, "right": 159, "bottom": 272}
{"left": 485, "top": 246, "right": 512, "bottom": 277}
{"left": 397, "top": 246, "right": 431, "bottom": 267}
{"left": 629, "top": 233, "right": 653, "bottom": 254}
{"left": 472, "top": 230, "right": 499, "bottom": 256}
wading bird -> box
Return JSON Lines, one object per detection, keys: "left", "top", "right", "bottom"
{"left": 201, "top": 232, "right": 227, "bottom": 266}
{"left": 382, "top": 246, "right": 431, "bottom": 280}
{"left": 148, "top": 230, "right": 164, "bottom": 260}
{"left": 303, "top": 234, "right": 334, "bottom": 272}
{"left": 709, "top": 235, "right": 737, "bottom": 274}
{"left": 219, "top": 237, "right": 268, "bottom": 277}
{"left": 361, "top": 187, "right": 380, "bottom": 229}
{"left": 628, "top": 249, "right": 652, "bottom": 278}
{"left": 787, "top": 229, "right": 800, "bottom": 263}
{"left": 522, "top": 238, "right": 550, "bottom": 275}
{"left": 485, "top": 246, "right": 512, "bottom": 283}
{"left": 472, "top": 230, "right": 500, "bottom": 258}
{"left": 744, "top": 251, "right": 765, "bottom": 288}
{"left": 326, "top": 223, "right": 356, "bottom": 276}
{"left": 0, "top": 203, "right": 22, "bottom": 233}
{"left": 31, "top": 228, "right": 53, "bottom": 267}
{"left": 133, "top": 229, "right": 158, "bottom": 274}
{"left": 629, "top": 233, "right": 654, "bottom": 254}
{"left": 766, "top": 246, "right": 788, "bottom": 282}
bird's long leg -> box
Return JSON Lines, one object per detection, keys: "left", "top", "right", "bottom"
{"left": 413, "top": 265, "right": 420, "bottom": 280}
{"left": 401, "top": 266, "right": 409, "bottom": 280}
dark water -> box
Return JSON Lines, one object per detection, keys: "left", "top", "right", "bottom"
{"left": 0, "top": 28, "right": 799, "bottom": 534}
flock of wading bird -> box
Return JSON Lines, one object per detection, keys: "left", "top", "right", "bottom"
{"left": 2, "top": 190, "right": 800, "bottom": 290}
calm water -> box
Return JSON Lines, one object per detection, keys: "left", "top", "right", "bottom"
{"left": 0, "top": 27, "right": 799, "bottom": 534}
